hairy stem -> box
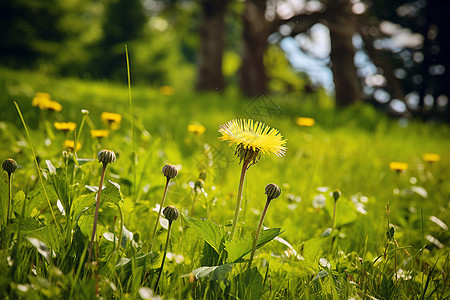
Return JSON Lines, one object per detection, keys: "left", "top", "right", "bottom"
{"left": 150, "top": 177, "right": 170, "bottom": 251}
{"left": 88, "top": 163, "right": 107, "bottom": 262}
{"left": 155, "top": 221, "right": 172, "bottom": 292}
{"left": 229, "top": 159, "right": 250, "bottom": 241}
{"left": 248, "top": 197, "right": 270, "bottom": 269}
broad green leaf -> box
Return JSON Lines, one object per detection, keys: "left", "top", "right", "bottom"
{"left": 234, "top": 267, "right": 263, "bottom": 300}
{"left": 225, "top": 228, "right": 281, "bottom": 263}
{"left": 184, "top": 264, "right": 233, "bottom": 281}
{"left": 47, "top": 168, "right": 71, "bottom": 214}
{"left": 325, "top": 197, "right": 358, "bottom": 228}
{"left": 299, "top": 235, "right": 333, "bottom": 261}
{"left": 26, "top": 183, "right": 58, "bottom": 219}
{"left": 182, "top": 214, "right": 225, "bottom": 254}
{"left": 6, "top": 218, "right": 59, "bottom": 251}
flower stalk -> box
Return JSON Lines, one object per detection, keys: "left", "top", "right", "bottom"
{"left": 149, "top": 164, "right": 178, "bottom": 251}
{"left": 229, "top": 159, "right": 250, "bottom": 241}
{"left": 248, "top": 184, "right": 281, "bottom": 269}
{"left": 3, "top": 159, "right": 18, "bottom": 225}
{"left": 155, "top": 206, "right": 179, "bottom": 292}
{"left": 88, "top": 150, "right": 116, "bottom": 263}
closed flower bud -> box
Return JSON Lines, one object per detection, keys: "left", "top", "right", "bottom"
{"left": 2, "top": 158, "right": 18, "bottom": 175}
{"left": 194, "top": 179, "right": 204, "bottom": 191}
{"left": 199, "top": 170, "right": 207, "bottom": 181}
{"left": 333, "top": 189, "right": 341, "bottom": 202}
{"left": 265, "top": 183, "right": 281, "bottom": 201}
{"left": 162, "top": 164, "right": 178, "bottom": 179}
{"left": 98, "top": 149, "right": 116, "bottom": 165}
{"left": 163, "top": 205, "right": 179, "bottom": 223}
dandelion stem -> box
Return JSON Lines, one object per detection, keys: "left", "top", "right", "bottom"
{"left": 248, "top": 197, "right": 270, "bottom": 269}
{"left": 229, "top": 159, "right": 250, "bottom": 241}
{"left": 155, "top": 220, "right": 172, "bottom": 292}
{"left": 150, "top": 177, "right": 170, "bottom": 251}
{"left": 88, "top": 163, "right": 107, "bottom": 262}
{"left": 332, "top": 200, "right": 337, "bottom": 230}
{"left": 7, "top": 173, "right": 12, "bottom": 224}
{"left": 190, "top": 192, "right": 197, "bottom": 217}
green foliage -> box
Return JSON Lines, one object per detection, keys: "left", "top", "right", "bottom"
{"left": 225, "top": 228, "right": 281, "bottom": 263}
{"left": 0, "top": 68, "right": 449, "bottom": 299}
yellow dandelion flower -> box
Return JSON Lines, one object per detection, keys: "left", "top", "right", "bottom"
{"left": 219, "top": 119, "right": 287, "bottom": 158}
{"left": 295, "top": 117, "right": 315, "bottom": 127}
{"left": 219, "top": 119, "right": 287, "bottom": 241}
{"left": 64, "top": 140, "right": 81, "bottom": 152}
{"left": 389, "top": 162, "right": 408, "bottom": 172}
{"left": 160, "top": 85, "right": 174, "bottom": 95}
{"left": 188, "top": 124, "right": 206, "bottom": 135}
{"left": 54, "top": 122, "right": 77, "bottom": 132}
{"left": 91, "top": 129, "right": 110, "bottom": 139}
{"left": 40, "top": 100, "right": 62, "bottom": 112}
{"left": 32, "top": 92, "right": 51, "bottom": 107}
{"left": 422, "top": 153, "right": 440, "bottom": 163}
{"left": 101, "top": 112, "right": 122, "bottom": 130}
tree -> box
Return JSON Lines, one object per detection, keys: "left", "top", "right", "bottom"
{"left": 196, "top": 0, "right": 230, "bottom": 91}
{"left": 90, "top": 0, "right": 147, "bottom": 80}
{"left": 239, "top": 0, "right": 269, "bottom": 97}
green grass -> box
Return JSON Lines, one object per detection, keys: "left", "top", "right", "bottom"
{"left": 0, "top": 67, "right": 449, "bottom": 299}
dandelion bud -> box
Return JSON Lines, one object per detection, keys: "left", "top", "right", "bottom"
{"left": 98, "top": 149, "right": 116, "bottom": 165}
{"left": 194, "top": 179, "right": 204, "bottom": 191}
{"left": 333, "top": 189, "right": 341, "bottom": 202}
{"left": 81, "top": 109, "right": 89, "bottom": 115}
{"left": 199, "top": 170, "right": 207, "bottom": 181}
{"left": 163, "top": 205, "right": 179, "bottom": 223}
{"left": 2, "top": 158, "right": 17, "bottom": 175}
{"left": 162, "top": 164, "right": 178, "bottom": 179}
{"left": 265, "top": 183, "right": 281, "bottom": 201}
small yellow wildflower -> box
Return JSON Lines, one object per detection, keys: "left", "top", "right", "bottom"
{"left": 422, "top": 153, "right": 440, "bottom": 163}
{"left": 389, "top": 162, "right": 408, "bottom": 172}
{"left": 188, "top": 124, "right": 206, "bottom": 135}
{"left": 64, "top": 140, "right": 81, "bottom": 152}
{"left": 295, "top": 117, "right": 315, "bottom": 127}
{"left": 40, "top": 100, "right": 62, "bottom": 112}
{"left": 32, "top": 92, "right": 51, "bottom": 107}
{"left": 91, "top": 129, "right": 110, "bottom": 139}
{"left": 101, "top": 112, "right": 122, "bottom": 130}
{"left": 219, "top": 119, "right": 287, "bottom": 158}
{"left": 54, "top": 122, "right": 77, "bottom": 132}
{"left": 160, "top": 85, "right": 174, "bottom": 95}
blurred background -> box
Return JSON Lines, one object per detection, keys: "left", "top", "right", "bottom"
{"left": 1, "top": 0, "right": 449, "bottom": 121}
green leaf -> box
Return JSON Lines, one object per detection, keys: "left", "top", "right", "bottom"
{"left": 234, "top": 267, "right": 263, "bottom": 300}
{"left": 108, "top": 252, "right": 159, "bottom": 276}
{"left": 225, "top": 228, "right": 281, "bottom": 263}
{"left": 299, "top": 235, "right": 333, "bottom": 261}
{"left": 6, "top": 218, "right": 59, "bottom": 251}
{"left": 47, "top": 165, "right": 71, "bottom": 214}
{"left": 182, "top": 214, "right": 226, "bottom": 254}
{"left": 184, "top": 264, "right": 233, "bottom": 281}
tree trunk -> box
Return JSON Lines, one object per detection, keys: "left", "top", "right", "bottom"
{"left": 239, "top": 0, "right": 268, "bottom": 97}
{"left": 196, "top": 0, "right": 228, "bottom": 91}
{"left": 327, "top": 0, "right": 361, "bottom": 107}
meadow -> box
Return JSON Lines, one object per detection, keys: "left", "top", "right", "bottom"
{"left": 0, "top": 67, "right": 449, "bottom": 299}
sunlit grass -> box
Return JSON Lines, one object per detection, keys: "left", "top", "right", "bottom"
{"left": 0, "top": 68, "right": 449, "bottom": 298}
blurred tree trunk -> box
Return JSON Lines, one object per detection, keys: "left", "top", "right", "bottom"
{"left": 196, "top": 0, "right": 229, "bottom": 91}
{"left": 239, "top": 0, "right": 268, "bottom": 97}
{"left": 327, "top": 0, "right": 362, "bottom": 107}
